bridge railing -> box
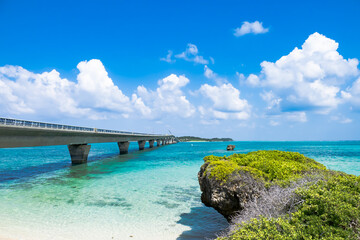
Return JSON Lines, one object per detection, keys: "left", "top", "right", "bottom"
{"left": 0, "top": 118, "right": 164, "bottom": 136}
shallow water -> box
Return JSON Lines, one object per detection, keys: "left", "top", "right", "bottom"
{"left": 0, "top": 141, "right": 359, "bottom": 239}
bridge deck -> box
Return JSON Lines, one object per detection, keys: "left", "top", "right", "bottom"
{"left": 0, "top": 118, "right": 172, "bottom": 148}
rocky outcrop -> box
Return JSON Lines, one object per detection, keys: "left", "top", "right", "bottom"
{"left": 198, "top": 151, "right": 327, "bottom": 222}
{"left": 226, "top": 145, "right": 235, "bottom": 151}
{"left": 198, "top": 161, "right": 264, "bottom": 220}
{"left": 198, "top": 151, "right": 360, "bottom": 240}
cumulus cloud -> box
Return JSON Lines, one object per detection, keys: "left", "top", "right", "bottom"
{"left": 234, "top": 21, "right": 269, "bottom": 37}
{"left": 175, "top": 43, "right": 209, "bottom": 64}
{"left": 134, "top": 74, "right": 196, "bottom": 119}
{"left": 131, "top": 93, "right": 152, "bottom": 117}
{"left": 246, "top": 74, "right": 260, "bottom": 86}
{"left": 252, "top": 32, "right": 359, "bottom": 114}
{"left": 0, "top": 60, "right": 199, "bottom": 121}
{"left": 204, "top": 65, "right": 227, "bottom": 85}
{"left": 199, "top": 83, "right": 251, "bottom": 120}
{"left": 76, "top": 60, "right": 132, "bottom": 114}
{"left": 342, "top": 77, "right": 360, "bottom": 110}
{"left": 0, "top": 64, "right": 95, "bottom": 118}
{"left": 0, "top": 60, "right": 195, "bottom": 121}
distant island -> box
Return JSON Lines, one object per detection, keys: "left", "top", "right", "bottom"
{"left": 178, "top": 136, "right": 233, "bottom": 142}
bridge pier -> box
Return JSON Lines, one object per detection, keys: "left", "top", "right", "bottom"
{"left": 156, "top": 140, "right": 161, "bottom": 147}
{"left": 118, "top": 141, "right": 130, "bottom": 154}
{"left": 149, "top": 140, "right": 154, "bottom": 148}
{"left": 68, "top": 144, "right": 91, "bottom": 164}
{"left": 138, "top": 140, "right": 146, "bottom": 150}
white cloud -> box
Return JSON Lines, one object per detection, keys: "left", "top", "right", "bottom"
{"left": 0, "top": 65, "right": 95, "bottom": 119}
{"left": 200, "top": 118, "right": 220, "bottom": 125}
{"left": 342, "top": 77, "right": 360, "bottom": 110}
{"left": 330, "top": 114, "right": 352, "bottom": 124}
{"left": 234, "top": 21, "right": 269, "bottom": 37}
{"left": 204, "top": 65, "right": 227, "bottom": 85}
{"left": 134, "top": 74, "right": 196, "bottom": 118}
{"left": 340, "top": 118, "right": 352, "bottom": 124}
{"left": 204, "top": 65, "right": 216, "bottom": 79}
{"left": 0, "top": 60, "right": 143, "bottom": 120}
{"left": 269, "top": 120, "right": 280, "bottom": 126}
{"left": 350, "top": 78, "right": 360, "bottom": 95}
{"left": 252, "top": 32, "right": 359, "bottom": 114}
{"left": 175, "top": 43, "right": 209, "bottom": 64}
{"left": 260, "top": 91, "right": 307, "bottom": 124}
{"left": 160, "top": 50, "right": 175, "bottom": 63}
{"left": 285, "top": 112, "right": 307, "bottom": 122}
{"left": 76, "top": 60, "right": 132, "bottom": 114}
{"left": 237, "top": 72, "right": 246, "bottom": 83}
{"left": 131, "top": 93, "right": 152, "bottom": 117}
{"left": 0, "top": 61, "right": 198, "bottom": 121}
{"left": 246, "top": 74, "right": 260, "bottom": 86}
{"left": 260, "top": 90, "right": 282, "bottom": 112}
{"left": 199, "top": 83, "right": 251, "bottom": 120}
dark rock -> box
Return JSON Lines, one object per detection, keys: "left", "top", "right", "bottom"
{"left": 198, "top": 161, "right": 264, "bottom": 221}
{"left": 226, "top": 145, "right": 235, "bottom": 151}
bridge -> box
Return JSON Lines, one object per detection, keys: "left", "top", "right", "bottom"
{"left": 0, "top": 118, "right": 176, "bottom": 164}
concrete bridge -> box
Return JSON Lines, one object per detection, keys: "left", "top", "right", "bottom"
{"left": 0, "top": 118, "right": 176, "bottom": 164}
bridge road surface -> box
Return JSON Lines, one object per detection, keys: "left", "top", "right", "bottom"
{"left": 0, "top": 118, "right": 176, "bottom": 164}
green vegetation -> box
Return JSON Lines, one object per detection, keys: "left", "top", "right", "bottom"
{"left": 219, "top": 172, "right": 360, "bottom": 240}
{"left": 178, "top": 136, "right": 233, "bottom": 142}
{"left": 203, "top": 150, "right": 360, "bottom": 240}
{"left": 204, "top": 150, "right": 326, "bottom": 185}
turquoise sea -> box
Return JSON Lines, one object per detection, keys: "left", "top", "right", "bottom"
{"left": 0, "top": 141, "right": 359, "bottom": 240}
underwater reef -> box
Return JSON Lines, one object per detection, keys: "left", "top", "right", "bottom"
{"left": 198, "top": 150, "right": 360, "bottom": 240}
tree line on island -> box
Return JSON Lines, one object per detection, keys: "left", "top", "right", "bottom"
{"left": 178, "top": 136, "right": 233, "bottom": 142}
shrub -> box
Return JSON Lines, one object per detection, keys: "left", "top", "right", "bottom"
{"left": 205, "top": 150, "right": 325, "bottom": 185}
{"left": 217, "top": 171, "right": 360, "bottom": 240}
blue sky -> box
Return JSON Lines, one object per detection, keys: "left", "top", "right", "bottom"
{"left": 0, "top": 0, "right": 360, "bottom": 140}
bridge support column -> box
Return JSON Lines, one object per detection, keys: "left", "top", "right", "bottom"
{"left": 138, "top": 140, "right": 146, "bottom": 150}
{"left": 149, "top": 140, "right": 154, "bottom": 148}
{"left": 118, "top": 141, "right": 130, "bottom": 154}
{"left": 156, "top": 140, "right": 161, "bottom": 147}
{"left": 161, "top": 140, "right": 165, "bottom": 145}
{"left": 68, "top": 144, "right": 91, "bottom": 164}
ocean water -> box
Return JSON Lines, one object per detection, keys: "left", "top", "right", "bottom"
{"left": 0, "top": 141, "right": 359, "bottom": 240}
